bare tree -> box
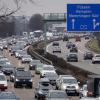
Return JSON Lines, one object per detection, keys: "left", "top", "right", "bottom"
{"left": 0, "top": 0, "right": 35, "bottom": 19}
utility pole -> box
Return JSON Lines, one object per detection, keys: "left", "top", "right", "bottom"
{"left": 44, "top": 22, "right": 47, "bottom": 55}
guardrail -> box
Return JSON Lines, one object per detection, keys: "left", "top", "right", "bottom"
{"left": 28, "top": 46, "right": 53, "bottom": 65}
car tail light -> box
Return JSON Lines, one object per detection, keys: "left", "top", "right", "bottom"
{"left": 87, "top": 92, "right": 93, "bottom": 97}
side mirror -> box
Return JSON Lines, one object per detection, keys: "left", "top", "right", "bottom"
{"left": 78, "top": 82, "right": 80, "bottom": 84}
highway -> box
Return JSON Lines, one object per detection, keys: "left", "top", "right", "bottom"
{"left": 0, "top": 37, "right": 99, "bottom": 100}
{"left": 3, "top": 49, "right": 40, "bottom": 100}
{"left": 46, "top": 38, "right": 100, "bottom": 75}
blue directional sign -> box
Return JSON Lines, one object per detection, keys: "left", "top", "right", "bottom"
{"left": 67, "top": 4, "right": 100, "bottom": 32}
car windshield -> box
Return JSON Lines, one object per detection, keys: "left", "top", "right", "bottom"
{"left": 96, "top": 55, "right": 100, "bottom": 57}
{"left": 41, "top": 82, "right": 49, "bottom": 86}
{"left": 63, "top": 79, "right": 77, "bottom": 84}
{"left": 83, "top": 85, "right": 87, "bottom": 90}
{"left": 69, "top": 54, "right": 77, "bottom": 57}
{"left": 50, "top": 91, "right": 67, "bottom": 98}
{"left": 43, "top": 67, "right": 54, "bottom": 70}
{"left": 0, "top": 75, "right": 6, "bottom": 81}
{"left": 0, "top": 92, "right": 17, "bottom": 99}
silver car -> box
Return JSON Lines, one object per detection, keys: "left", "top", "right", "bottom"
{"left": 46, "top": 90, "right": 69, "bottom": 100}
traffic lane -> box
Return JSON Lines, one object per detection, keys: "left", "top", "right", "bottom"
{"left": 4, "top": 49, "right": 81, "bottom": 100}
{"left": 3, "top": 49, "right": 40, "bottom": 100}
{"left": 46, "top": 39, "right": 100, "bottom": 75}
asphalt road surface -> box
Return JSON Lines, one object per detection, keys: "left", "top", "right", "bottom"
{"left": 3, "top": 49, "right": 40, "bottom": 100}
{"left": 46, "top": 38, "right": 100, "bottom": 75}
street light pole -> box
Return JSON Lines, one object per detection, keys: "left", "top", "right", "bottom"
{"left": 44, "top": 22, "right": 47, "bottom": 55}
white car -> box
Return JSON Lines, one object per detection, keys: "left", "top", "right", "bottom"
{"left": 40, "top": 64, "right": 56, "bottom": 78}
{"left": 92, "top": 54, "right": 100, "bottom": 64}
{"left": 56, "top": 75, "right": 80, "bottom": 96}
{"left": 80, "top": 84, "right": 87, "bottom": 97}
{"left": 52, "top": 46, "right": 61, "bottom": 53}
{"left": 21, "top": 55, "right": 32, "bottom": 63}
{"left": 0, "top": 72, "right": 8, "bottom": 90}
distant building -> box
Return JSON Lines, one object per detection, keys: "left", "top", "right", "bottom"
{"left": 52, "top": 23, "right": 66, "bottom": 32}
{"left": 14, "top": 16, "right": 29, "bottom": 36}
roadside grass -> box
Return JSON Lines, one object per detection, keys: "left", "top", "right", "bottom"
{"left": 88, "top": 39, "right": 100, "bottom": 53}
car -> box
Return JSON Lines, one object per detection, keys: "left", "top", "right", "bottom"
{"left": 63, "top": 36, "right": 69, "bottom": 41}
{"left": 0, "top": 72, "right": 8, "bottom": 91}
{"left": 0, "top": 92, "right": 20, "bottom": 100}
{"left": 10, "top": 46, "right": 20, "bottom": 56}
{"left": 17, "top": 51, "right": 27, "bottom": 59}
{"left": 0, "top": 44, "right": 3, "bottom": 51}
{"left": 52, "top": 46, "right": 61, "bottom": 53}
{"left": 44, "top": 72, "right": 58, "bottom": 85}
{"left": 46, "top": 90, "right": 69, "bottom": 100}
{"left": 67, "top": 53, "right": 78, "bottom": 62}
{"left": 35, "top": 63, "right": 43, "bottom": 74}
{"left": 10, "top": 67, "right": 25, "bottom": 82}
{"left": 1, "top": 64, "right": 15, "bottom": 75}
{"left": 70, "top": 47, "right": 78, "bottom": 52}
{"left": 80, "top": 84, "right": 87, "bottom": 97}
{"left": 29, "top": 60, "right": 41, "bottom": 70}
{"left": 52, "top": 41, "right": 59, "bottom": 46}
{"left": 56, "top": 75, "right": 80, "bottom": 96}
{"left": 66, "top": 42, "right": 76, "bottom": 49}
{"left": 85, "top": 36, "right": 89, "bottom": 40}
{"left": 15, "top": 50, "right": 23, "bottom": 58}
{"left": 92, "top": 54, "right": 100, "bottom": 64}
{"left": 14, "top": 71, "right": 33, "bottom": 88}
{"left": 75, "top": 35, "right": 81, "bottom": 42}
{"left": 84, "top": 52, "right": 93, "bottom": 60}
{"left": 40, "top": 65, "right": 56, "bottom": 78}
{"left": 21, "top": 55, "right": 32, "bottom": 63}
{"left": 34, "top": 78, "right": 54, "bottom": 100}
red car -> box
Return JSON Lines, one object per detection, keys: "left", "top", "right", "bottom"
{"left": 75, "top": 35, "right": 81, "bottom": 42}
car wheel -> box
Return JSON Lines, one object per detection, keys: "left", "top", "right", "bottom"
{"left": 14, "top": 83, "right": 17, "bottom": 88}
{"left": 92, "top": 61, "right": 95, "bottom": 64}
{"left": 29, "top": 85, "right": 33, "bottom": 89}
{"left": 35, "top": 95, "right": 37, "bottom": 98}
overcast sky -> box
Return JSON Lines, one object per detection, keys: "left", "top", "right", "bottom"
{"left": 0, "top": 0, "right": 100, "bottom": 16}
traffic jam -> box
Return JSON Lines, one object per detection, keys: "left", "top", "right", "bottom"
{"left": 0, "top": 34, "right": 99, "bottom": 100}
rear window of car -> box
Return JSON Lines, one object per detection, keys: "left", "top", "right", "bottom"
{"left": 0, "top": 92, "right": 17, "bottom": 99}
{"left": 0, "top": 75, "right": 6, "bottom": 81}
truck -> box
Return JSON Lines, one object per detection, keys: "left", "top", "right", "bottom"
{"left": 87, "top": 75, "right": 100, "bottom": 97}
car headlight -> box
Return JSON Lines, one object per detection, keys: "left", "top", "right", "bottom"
{"left": 16, "top": 79, "right": 19, "bottom": 81}
{"left": 29, "top": 79, "right": 33, "bottom": 82}
{"left": 76, "top": 85, "right": 79, "bottom": 92}
{"left": 62, "top": 85, "right": 66, "bottom": 90}
{"left": 38, "top": 90, "right": 43, "bottom": 94}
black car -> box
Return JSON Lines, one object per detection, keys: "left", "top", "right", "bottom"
{"left": 70, "top": 47, "right": 78, "bottom": 52}
{"left": 44, "top": 73, "right": 58, "bottom": 85}
{"left": 85, "top": 36, "right": 89, "bottom": 40}
{"left": 67, "top": 53, "right": 78, "bottom": 62}
{"left": 1, "top": 64, "right": 15, "bottom": 75}
{"left": 84, "top": 52, "right": 93, "bottom": 60}
{"left": 35, "top": 78, "right": 54, "bottom": 100}
{"left": 67, "top": 42, "right": 76, "bottom": 49}
{"left": 14, "top": 71, "right": 33, "bottom": 88}
{"left": 0, "top": 92, "right": 20, "bottom": 100}
{"left": 63, "top": 36, "right": 69, "bottom": 41}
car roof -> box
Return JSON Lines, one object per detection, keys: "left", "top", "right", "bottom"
{"left": 39, "top": 78, "right": 50, "bottom": 82}
{"left": 16, "top": 71, "right": 31, "bottom": 77}
{"left": 62, "top": 76, "right": 76, "bottom": 80}
{"left": 43, "top": 64, "right": 54, "bottom": 68}
{"left": 0, "top": 92, "right": 19, "bottom": 99}
{"left": 68, "top": 53, "right": 77, "bottom": 55}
